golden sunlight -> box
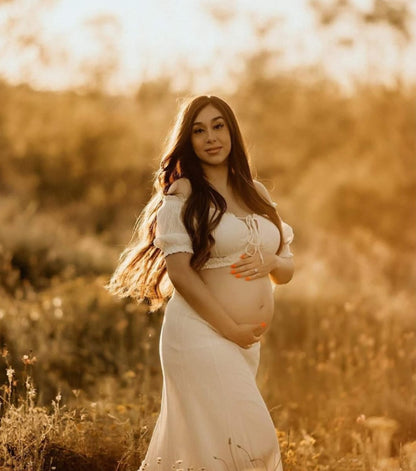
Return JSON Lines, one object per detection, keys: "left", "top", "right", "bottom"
{"left": 0, "top": 0, "right": 415, "bottom": 93}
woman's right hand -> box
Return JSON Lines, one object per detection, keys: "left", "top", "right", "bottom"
{"left": 227, "top": 322, "right": 266, "bottom": 349}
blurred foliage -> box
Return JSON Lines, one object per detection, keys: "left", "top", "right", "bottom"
{"left": 0, "top": 55, "right": 415, "bottom": 469}
{"left": 309, "top": 0, "right": 413, "bottom": 40}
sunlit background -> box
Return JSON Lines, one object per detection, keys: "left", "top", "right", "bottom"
{"left": 0, "top": 1, "right": 415, "bottom": 470}
{"left": 1, "top": 0, "right": 416, "bottom": 93}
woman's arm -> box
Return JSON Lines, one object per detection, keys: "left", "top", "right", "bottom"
{"left": 234, "top": 251, "right": 294, "bottom": 284}
{"left": 268, "top": 256, "right": 294, "bottom": 284}
{"left": 166, "top": 253, "right": 236, "bottom": 337}
{"left": 166, "top": 249, "right": 266, "bottom": 348}
{"left": 253, "top": 180, "right": 295, "bottom": 284}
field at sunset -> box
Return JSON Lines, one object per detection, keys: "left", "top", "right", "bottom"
{"left": 1, "top": 66, "right": 415, "bottom": 470}
{"left": 1, "top": 1, "right": 415, "bottom": 470}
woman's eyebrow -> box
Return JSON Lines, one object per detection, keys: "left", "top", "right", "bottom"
{"left": 192, "top": 116, "right": 224, "bottom": 126}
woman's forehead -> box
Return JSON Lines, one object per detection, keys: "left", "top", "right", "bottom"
{"left": 193, "top": 104, "right": 224, "bottom": 124}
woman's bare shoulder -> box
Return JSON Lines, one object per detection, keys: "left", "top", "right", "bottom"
{"left": 253, "top": 179, "right": 273, "bottom": 204}
{"left": 167, "top": 177, "right": 192, "bottom": 198}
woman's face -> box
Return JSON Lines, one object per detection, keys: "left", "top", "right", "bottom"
{"left": 191, "top": 104, "right": 232, "bottom": 168}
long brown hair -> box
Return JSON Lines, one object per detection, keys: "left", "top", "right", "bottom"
{"left": 104, "top": 95, "right": 284, "bottom": 311}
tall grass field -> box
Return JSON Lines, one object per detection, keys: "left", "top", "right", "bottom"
{"left": 0, "top": 71, "right": 415, "bottom": 470}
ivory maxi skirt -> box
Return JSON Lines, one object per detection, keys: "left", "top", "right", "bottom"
{"left": 138, "top": 289, "right": 283, "bottom": 471}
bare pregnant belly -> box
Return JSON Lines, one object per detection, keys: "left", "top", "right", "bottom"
{"left": 198, "top": 266, "right": 275, "bottom": 326}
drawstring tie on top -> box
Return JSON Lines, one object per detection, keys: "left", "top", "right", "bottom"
{"left": 239, "top": 214, "right": 264, "bottom": 264}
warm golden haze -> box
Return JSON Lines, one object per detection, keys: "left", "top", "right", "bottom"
{"left": 1, "top": 0, "right": 415, "bottom": 467}
{"left": 0, "top": 58, "right": 415, "bottom": 469}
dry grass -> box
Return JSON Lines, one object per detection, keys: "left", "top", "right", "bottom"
{"left": 0, "top": 69, "right": 415, "bottom": 470}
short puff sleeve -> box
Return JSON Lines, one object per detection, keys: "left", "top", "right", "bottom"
{"left": 153, "top": 195, "right": 194, "bottom": 256}
{"left": 279, "top": 221, "right": 294, "bottom": 258}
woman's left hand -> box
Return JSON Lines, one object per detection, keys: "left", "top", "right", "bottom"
{"left": 230, "top": 250, "right": 278, "bottom": 280}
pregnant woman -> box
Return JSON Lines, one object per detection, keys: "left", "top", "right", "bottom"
{"left": 105, "top": 95, "right": 295, "bottom": 470}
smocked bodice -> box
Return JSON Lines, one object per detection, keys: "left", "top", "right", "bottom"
{"left": 203, "top": 210, "right": 281, "bottom": 269}
{"left": 153, "top": 194, "right": 294, "bottom": 270}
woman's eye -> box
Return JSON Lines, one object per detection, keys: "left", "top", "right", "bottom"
{"left": 193, "top": 128, "right": 204, "bottom": 134}
{"left": 214, "top": 123, "right": 224, "bottom": 129}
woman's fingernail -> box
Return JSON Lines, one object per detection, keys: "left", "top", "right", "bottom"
{"left": 240, "top": 254, "right": 245, "bottom": 259}
{"left": 261, "top": 322, "right": 266, "bottom": 327}
{"left": 231, "top": 264, "right": 236, "bottom": 268}
{"left": 235, "top": 274, "right": 241, "bottom": 278}
{"left": 230, "top": 270, "right": 236, "bottom": 274}
{"left": 245, "top": 277, "right": 250, "bottom": 281}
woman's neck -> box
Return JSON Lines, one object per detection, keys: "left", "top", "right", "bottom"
{"left": 202, "top": 163, "right": 230, "bottom": 195}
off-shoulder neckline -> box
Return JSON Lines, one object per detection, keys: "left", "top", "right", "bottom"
{"left": 162, "top": 194, "right": 267, "bottom": 220}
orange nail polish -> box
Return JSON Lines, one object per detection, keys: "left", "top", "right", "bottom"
{"left": 240, "top": 254, "right": 245, "bottom": 259}
{"left": 231, "top": 264, "right": 236, "bottom": 268}
{"left": 230, "top": 270, "right": 236, "bottom": 274}
{"left": 261, "top": 322, "right": 266, "bottom": 327}
{"left": 235, "top": 274, "right": 241, "bottom": 278}
{"left": 245, "top": 277, "right": 250, "bottom": 281}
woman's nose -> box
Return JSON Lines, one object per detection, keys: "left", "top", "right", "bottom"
{"left": 206, "top": 130, "right": 216, "bottom": 142}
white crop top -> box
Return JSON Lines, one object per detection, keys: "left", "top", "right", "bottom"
{"left": 153, "top": 194, "right": 294, "bottom": 270}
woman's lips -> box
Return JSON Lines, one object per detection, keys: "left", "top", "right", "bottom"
{"left": 205, "top": 147, "right": 222, "bottom": 155}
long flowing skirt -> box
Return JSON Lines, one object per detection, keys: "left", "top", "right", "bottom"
{"left": 138, "top": 289, "right": 283, "bottom": 471}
